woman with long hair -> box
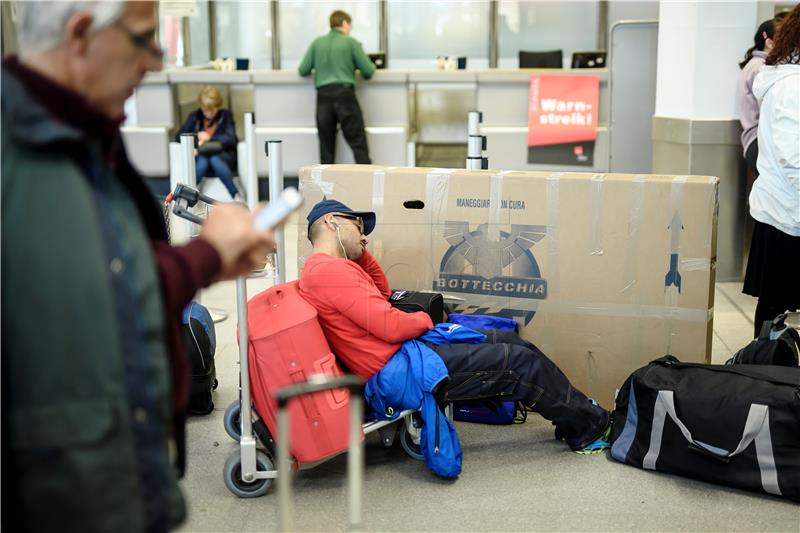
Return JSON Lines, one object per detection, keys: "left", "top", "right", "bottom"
{"left": 743, "top": 4, "right": 800, "bottom": 337}
{"left": 176, "top": 86, "right": 240, "bottom": 200}
{"left": 736, "top": 19, "right": 775, "bottom": 176}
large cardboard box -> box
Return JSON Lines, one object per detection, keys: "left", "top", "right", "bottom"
{"left": 297, "top": 165, "right": 719, "bottom": 407}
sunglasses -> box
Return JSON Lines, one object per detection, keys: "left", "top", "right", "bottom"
{"left": 333, "top": 213, "right": 365, "bottom": 234}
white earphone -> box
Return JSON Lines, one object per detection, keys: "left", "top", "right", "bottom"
{"left": 329, "top": 218, "right": 347, "bottom": 259}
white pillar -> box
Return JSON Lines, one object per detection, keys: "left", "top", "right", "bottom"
{"left": 655, "top": 0, "right": 759, "bottom": 120}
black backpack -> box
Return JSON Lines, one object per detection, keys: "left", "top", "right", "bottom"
{"left": 181, "top": 302, "right": 218, "bottom": 415}
{"left": 389, "top": 290, "right": 446, "bottom": 325}
{"left": 726, "top": 314, "right": 800, "bottom": 367}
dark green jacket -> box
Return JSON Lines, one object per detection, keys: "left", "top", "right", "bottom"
{"left": 298, "top": 28, "right": 376, "bottom": 88}
{"left": 0, "top": 60, "right": 217, "bottom": 532}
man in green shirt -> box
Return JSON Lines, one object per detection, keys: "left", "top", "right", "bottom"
{"left": 298, "top": 10, "right": 376, "bottom": 164}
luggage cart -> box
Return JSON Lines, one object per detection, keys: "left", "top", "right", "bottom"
{"left": 166, "top": 142, "right": 423, "bottom": 501}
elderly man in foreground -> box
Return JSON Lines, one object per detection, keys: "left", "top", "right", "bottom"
{"left": 2, "top": 2, "right": 274, "bottom": 532}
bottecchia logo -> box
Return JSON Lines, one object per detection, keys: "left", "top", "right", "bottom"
{"left": 433, "top": 222, "right": 548, "bottom": 324}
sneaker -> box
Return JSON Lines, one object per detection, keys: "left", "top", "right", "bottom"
{"left": 554, "top": 398, "right": 600, "bottom": 442}
{"left": 574, "top": 422, "right": 612, "bottom": 455}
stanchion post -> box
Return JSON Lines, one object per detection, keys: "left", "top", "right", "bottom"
{"left": 243, "top": 113, "right": 258, "bottom": 211}
{"left": 266, "top": 140, "right": 286, "bottom": 284}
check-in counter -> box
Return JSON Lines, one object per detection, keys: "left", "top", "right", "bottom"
{"left": 252, "top": 70, "right": 411, "bottom": 174}
{"left": 477, "top": 69, "right": 609, "bottom": 172}
{"left": 128, "top": 67, "right": 612, "bottom": 182}
{"left": 407, "top": 70, "right": 478, "bottom": 144}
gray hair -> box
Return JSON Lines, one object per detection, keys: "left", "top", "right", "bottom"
{"left": 15, "top": 0, "right": 126, "bottom": 55}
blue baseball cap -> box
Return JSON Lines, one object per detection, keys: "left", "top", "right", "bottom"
{"left": 306, "top": 199, "right": 376, "bottom": 237}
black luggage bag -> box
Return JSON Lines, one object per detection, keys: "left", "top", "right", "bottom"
{"left": 181, "top": 302, "right": 218, "bottom": 415}
{"left": 726, "top": 313, "right": 800, "bottom": 367}
{"left": 610, "top": 355, "right": 800, "bottom": 501}
{"left": 389, "top": 290, "right": 446, "bottom": 325}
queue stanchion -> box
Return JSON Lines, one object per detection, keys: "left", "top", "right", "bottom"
{"left": 466, "top": 111, "right": 488, "bottom": 170}
{"left": 243, "top": 112, "right": 258, "bottom": 211}
{"left": 266, "top": 140, "right": 286, "bottom": 285}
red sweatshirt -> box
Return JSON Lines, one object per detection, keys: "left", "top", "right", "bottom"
{"left": 299, "top": 250, "right": 434, "bottom": 380}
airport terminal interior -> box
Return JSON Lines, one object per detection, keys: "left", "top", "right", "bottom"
{"left": 2, "top": 0, "right": 799, "bottom": 531}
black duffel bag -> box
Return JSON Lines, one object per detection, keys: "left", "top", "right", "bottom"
{"left": 389, "top": 290, "right": 445, "bottom": 325}
{"left": 610, "top": 355, "right": 800, "bottom": 502}
{"left": 726, "top": 314, "right": 800, "bottom": 367}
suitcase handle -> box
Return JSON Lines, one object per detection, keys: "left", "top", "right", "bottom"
{"left": 687, "top": 442, "right": 731, "bottom": 463}
{"left": 276, "top": 374, "right": 365, "bottom": 531}
{"left": 649, "top": 391, "right": 770, "bottom": 461}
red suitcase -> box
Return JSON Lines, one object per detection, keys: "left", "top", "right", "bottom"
{"left": 247, "top": 281, "right": 352, "bottom": 463}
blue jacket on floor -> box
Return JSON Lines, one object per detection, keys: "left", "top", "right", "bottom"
{"left": 364, "top": 323, "right": 485, "bottom": 478}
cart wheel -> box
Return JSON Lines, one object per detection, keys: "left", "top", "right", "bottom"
{"left": 223, "top": 401, "right": 242, "bottom": 441}
{"left": 399, "top": 414, "right": 424, "bottom": 461}
{"left": 223, "top": 450, "right": 274, "bottom": 498}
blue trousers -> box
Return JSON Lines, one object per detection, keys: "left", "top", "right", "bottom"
{"left": 195, "top": 154, "right": 237, "bottom": 198}
{"left": 430, "top": 329, "right": 610, "bottom": 450}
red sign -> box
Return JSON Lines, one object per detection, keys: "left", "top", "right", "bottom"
{"left": 527, "top": 74, "right": 599, "bottom": 147}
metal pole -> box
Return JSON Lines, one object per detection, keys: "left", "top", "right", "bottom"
{"left": 208, "top": 0, "right": 218, "bottom": 60}
{"left": 181, "top": 15, "right": 192, "bottom": 66}
{"left": 277, "top": 406, "right": 292, "bottom": 532}
{"left": 379, "top": 0, "right": 388, "bottom": 56}
{"left": 597, "top": 0, "right": 609, "bottom": 52}
{"left": 243, "top": 113, "right": 258, "bottom": 210}
{"left": 179, "top": 134, "right": 197, "bottom": 239}
{"left": 488, "top": 0, "right": 498, "bottom": 68}
{"left": 348, "top": 395, "right": 364, "bottom": 531}
{"left": 179, "top": 134, "right": 197, "bottom": 187}
{"left": 267, "top": 140, "right": 286, "bottom": 284}
{"left": 467, "top": 110, "right": 482, "bottom": 137}
{"left": 271, "top": 0, "right": 281, "bottom": 70}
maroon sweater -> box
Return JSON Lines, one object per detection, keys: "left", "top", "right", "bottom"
{"left": 3, "top": 57, "right": 221, "bottom": 433}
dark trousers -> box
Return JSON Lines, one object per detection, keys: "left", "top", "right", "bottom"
{"left": 745, "top": 140, "right": 759, "bottom": 177}
{"left": 429, "top": 330, "right": 610, "bottom": 450}
{"left": 316, "top": 84, "right": 371, "bottom": 164}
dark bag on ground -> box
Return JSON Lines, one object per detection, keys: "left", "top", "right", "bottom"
{"left": 726, "top": 314, "right": 800, "bottom": 367}
{"left": 453, "top": 400, "right": 527, "bottom": 425}
{"left": 610, "top": 355, "right": 800, "bottom": 502}
{"left": 443, "top": 313, "right": 525, "bottom": 424}
{"left": 181, "top": 302, "right": 218, "bottom": 415}
{"left": 389, "top": 290, "right": 445, "bottom": 325}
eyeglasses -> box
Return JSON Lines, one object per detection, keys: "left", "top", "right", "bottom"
{"left": 115, "top": 21, "right": 164, "bottom": 61}
{"left": 333, "top": 214, "right": 364, "bottom": 234}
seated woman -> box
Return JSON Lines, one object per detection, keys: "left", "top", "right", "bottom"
{"left": 176, "top": 85, "right": 240, "bottom": 200}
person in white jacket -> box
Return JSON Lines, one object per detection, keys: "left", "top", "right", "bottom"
{"left": 743, "top": 4, "right": 800, "bottom": 337}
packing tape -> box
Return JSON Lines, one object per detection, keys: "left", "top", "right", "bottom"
{"left": 426, "top": 170, "right": 454, "bottom": 268}
{"left": 621, "top": 175, "right": 647, "bottom": 294}
{"left": 680, "top": 258, "right": 712, "bottom": 272}
{"left": 425, "top": 169, "right": 454, "bottom": 227}
{"left": 590, "top": 173, "right": 606, "bottom": 256}
{"left": 371, "top": 168, "right": 387, "bottom": 260}
{"left": 488, "top": 171, "right": 513, "bottom": 241}
{"left": 307, "top": 165, "right": 333, "bottom": 196}
{"left": 546, "top": 173, "right": 563, "bottom": 298}
{"left": 505, "top": 298, "right": 713, "bottom": 323}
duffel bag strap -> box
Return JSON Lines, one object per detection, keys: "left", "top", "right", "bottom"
{"left": 644, "top": 391, "right": 781, "bottom": 497}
